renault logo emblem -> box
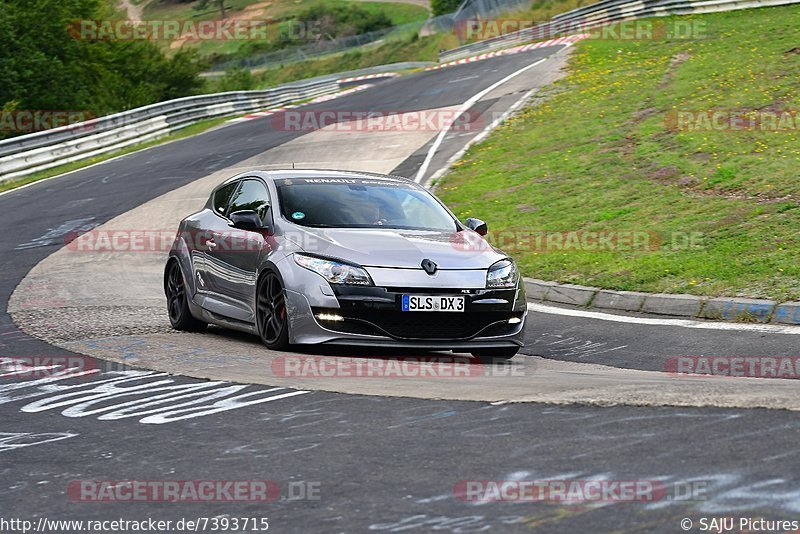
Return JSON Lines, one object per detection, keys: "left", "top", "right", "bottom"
{"left": 421, "top": 259, "right": 437, "bottom": 275}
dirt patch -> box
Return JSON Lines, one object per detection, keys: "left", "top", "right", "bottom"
{"left": 646, "top": 164, "right": 681, "bottom": 183}
{"left": 170, "top": 1, "right": 274, "bottom": 49}
{"left": 119, "top": 0, "right": 155, "bottom": 21}
{"left": 658, "top": 51, "right": 691, "bottom": 89}
{"left": 631, "top": 106, "right": 659, "bottom": 122}
{"left": 516, "top": 204, "right": 539, "bottom": 213}
{"left": 641, "top": 158, "right": 800, "bottom": 203}
{"left": 349, "top": 0, "right": 431, "bottom": 11}
{"left": 486, "top": 183, "right": 527, "bottom": 198}
{"left": 683, "top": 186, "right": 800, "bottom": 204}
{"left": 229, "top": 1, "right": 272, "bottom": 21}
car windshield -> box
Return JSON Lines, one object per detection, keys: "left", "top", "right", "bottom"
{"left": 275, "top": 177, "right": 458, "bottom": 231}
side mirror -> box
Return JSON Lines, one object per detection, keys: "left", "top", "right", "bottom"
{"left": 229, "top": 210, "right": 263, "bottom": 231}
{"left": 465, "top": 217, "right": 488, "bottom": 236}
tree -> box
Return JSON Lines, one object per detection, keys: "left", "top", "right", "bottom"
{"left": 0, "top": 0, "right": 204, "bottom": 131}
{"left": 296, "top": 4, "right": 393, "bottom": 39}
{"left": 194, "top": 0, "right": 227, "bottom": 20}
{"left": 431, "top": 0, "right": 463, "bottom": 17}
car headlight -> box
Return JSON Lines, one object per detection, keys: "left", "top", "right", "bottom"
{"left": 294, "top": 254, "right": 373, "bottom": 286}
{"left": 486, "top": 259, "right": 518, "bottom": 288}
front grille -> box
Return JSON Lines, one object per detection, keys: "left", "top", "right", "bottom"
{"left": 314, "top": 308, "right": 521, "bottom": 340}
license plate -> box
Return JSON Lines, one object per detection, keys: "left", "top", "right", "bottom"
{"left": 401, "top": 295, "right": 465, "bottom": 312}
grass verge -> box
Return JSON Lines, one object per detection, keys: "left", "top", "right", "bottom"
{"left": 143, "top": 0, "right": 430, "bottom": 62}
{"left": 143, "top": 0, "right": 427, "bottom": 24}
{"left": 206, "top": 32, "right": 457, "bottom": 91}
{"left": 435, "top": 6, "right": 800, "bottom": 301}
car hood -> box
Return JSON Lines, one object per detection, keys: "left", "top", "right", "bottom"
{"left": 287, "top": 227, "right": 507, "bottom": 270}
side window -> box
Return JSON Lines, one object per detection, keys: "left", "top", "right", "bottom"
{"left": 213, "top": 182, "right": 238, "bottom": 216}
{"left": 228, "top": 179, "right": 270, "bottom": 221}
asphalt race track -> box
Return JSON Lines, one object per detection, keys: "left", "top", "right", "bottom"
{"left": 2, "top": 44, "right": 800, "bottom": 533}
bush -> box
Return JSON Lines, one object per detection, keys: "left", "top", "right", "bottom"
{"left": 210, "top": 67, "right": 257, "bottom": 93}
{"left": 0, "top": 0, "right": 204, "bottom": 127}
{"left": 297, "top": 3, "right": 394, "bottom": 38}
{"left": 431, "top": 0, "right": 462, "bottom": 16}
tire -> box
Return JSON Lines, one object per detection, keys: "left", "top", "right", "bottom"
{"left": 165, "top": 260, "right": 207, "bottom": 332}
{"left": 471, "top": 347, "right": 519, "bottom": 364}
{"left": 256, "top": 270, "right": 291, "bottom": 351}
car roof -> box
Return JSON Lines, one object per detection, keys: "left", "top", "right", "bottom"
{"left": 220, "top": 169, "right": 414, "bottom": 187}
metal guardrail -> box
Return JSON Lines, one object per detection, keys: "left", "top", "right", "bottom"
{"left": 202, "top": 61, "right": 433, "bottom": 79}
{"left": 439, "top": 0, "right": 800, "bottom": 61}
{"left": 0, "top": 79, "right": 335, "bottom": 182}
{"left": 550, "top": 0, "right": 800, "bottom": 25}
{"left": 208, "top": 24, "right": 413, "bottom": 73}
{"left": 0, "top": 63, "right": 426, "bottom": 183}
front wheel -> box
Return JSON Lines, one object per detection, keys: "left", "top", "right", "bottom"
{"left": 165, "top": 260, "right": 207, "bottom": 332}
{"left": 471, "top": 347, "right": 519, "bottom": 364}
{"left": 256, "top": 271, "right": 290, "bottom": 351}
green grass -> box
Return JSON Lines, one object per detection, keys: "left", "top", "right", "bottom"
{"left": 143, "top": 0, "right": 289, "bottom": 22}
{"left": 205, "top": 31, "right": 457, "bottom": 91}
{"left": 0, "top": 116, "right": 230, "bottom": 194}
{"left": 100, "top": 0, "right": 129, "bottom": 18}
{"left": 254, "top": 31, "right": 453, "bottom": 78}
{"left": 519, "top": 0, "right": 602, "bottom": 23}
{"left": 140, "top": 0, "right": 429, "bottom": 61}
{"left": 356, "top": 2, "right": 430, "bottom": 26}
{"left": 143, "top": 0, "right": 428, "bottom": 25}
{"left": 435, "top": 6, "right": 800, "bottom": 301}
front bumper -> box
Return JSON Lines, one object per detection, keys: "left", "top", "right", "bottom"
{"left": 285, "top": 281, "right": 526, "bottom": 349}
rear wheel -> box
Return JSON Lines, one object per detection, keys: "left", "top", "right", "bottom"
{"left": 471, "top": 347, "right": 519, "bottom": 364}
{"left": 165, "top": 260, "right": 207, "bottom": 332}
{"left": 256, "top": 271, "right": 290, "bottom": 351}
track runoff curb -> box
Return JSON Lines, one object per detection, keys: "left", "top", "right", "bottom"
{"left": 524, "top": 278, "right": 800, "bottom": 327}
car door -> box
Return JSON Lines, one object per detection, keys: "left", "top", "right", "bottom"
{"left": 194, "top": 179, "right": 239, "bottom": 298}
{"left": 206, "top": 178, "right": 273, "bottom": 318}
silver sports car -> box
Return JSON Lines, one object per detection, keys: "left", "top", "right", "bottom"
{"left": 164, "top": 170, "right": 526, "bottom": 361}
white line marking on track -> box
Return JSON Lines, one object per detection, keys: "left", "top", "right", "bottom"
{"left": 424, "top": 83, "right": 540, "bottom": 189}
{"left": 527, "top": 302, "right": 800, "bottom": 334}
{"left": 414, "top": 57, "right": 548, "bottom": 183}
{"left": 0, "top": 358, "right": 311, "bottom": 425}
{"left": 448, "top": 75, "right": 481, "bottom": 83}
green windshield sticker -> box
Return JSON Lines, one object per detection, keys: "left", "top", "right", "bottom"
{"left": 292, "top": 211, "right": 306, "bottom": 220}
